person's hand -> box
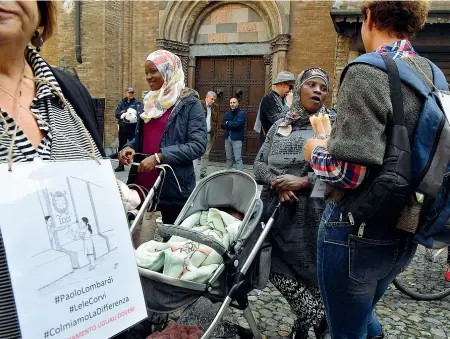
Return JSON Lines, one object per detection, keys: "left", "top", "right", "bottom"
{"left": 285, "top": 91, "right": 293, "bottom": 108}
{"left": 304, "top": 138, "right": 328, "bottom": 162}
{"left": 272, "top": 174, "right": 308, "bottom": 191}
{"left": 119, "top": 146, "right": 135, "bottom": 165}
{"left": 279, "top": 190, "right": 298, "bottom": 203}
{"left": 138, "top": 155, "right": 158, "bottom": 172}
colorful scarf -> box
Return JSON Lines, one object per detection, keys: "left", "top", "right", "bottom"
{"left": 280, "top": 67, "right": 330, "bottom": 127}
{"left": 376, "top": 39, "right": 417, "bottom": 59}
{"left": 141, "top": 50, "right": 185, "bottom": 123}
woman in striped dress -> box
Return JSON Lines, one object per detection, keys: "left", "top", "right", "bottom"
{"left": 0, "top": 2, "right": 104, "bottom": 338}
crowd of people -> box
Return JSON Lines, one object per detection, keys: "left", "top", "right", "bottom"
{"left": 0, "top": 1, "right": 447, "bottom": 339}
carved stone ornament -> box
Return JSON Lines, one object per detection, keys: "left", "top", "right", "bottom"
{"left": 270, "top": 34, "right": 291, "bottom": 53}
{"left": 156, "top": 39, "right": 190, "bottom": 57}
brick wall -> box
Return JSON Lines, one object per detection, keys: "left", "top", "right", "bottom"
{"left": 40, "top": 3, "right": 74, "bottom": 68}
{"left": 332, "top": 35, "right": 352, "bottom": 106}
{"left": 104, "top": 1, "right": 124, "bottom": 147}
{"left": 287, "top": 1, "right": 337, "bottom": 107}
{"left": 40, "top": 1, "right": 341, "bottom": 146}
{"left": 131, "top": 1, "right": 160, "bottom": 103}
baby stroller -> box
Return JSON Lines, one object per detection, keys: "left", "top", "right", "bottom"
{"left": 129, "top": 170, "right": 280, "bottom": 339}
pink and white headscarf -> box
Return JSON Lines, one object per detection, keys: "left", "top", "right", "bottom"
{"left": 141, "top": 50, "right": 185, "bottom": 123}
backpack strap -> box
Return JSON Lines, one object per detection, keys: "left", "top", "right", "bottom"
{"left": 428, "top": 60, "right": 449, "bottom": 91}
{"left": 382, "top": 55, "right": 405, "bottom": 127}
{"left": 340, "top": 52, "right": 446, "bottom": 99}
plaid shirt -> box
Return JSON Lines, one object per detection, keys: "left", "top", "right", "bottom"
{"left": 311, "top": 40, "right": 416, "bottom": 189}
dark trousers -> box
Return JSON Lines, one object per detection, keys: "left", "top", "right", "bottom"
{"left": 118, "top": 122, "right": 137, "bottom": 151}
{"left": 259, "top": 131, "right": 266, "bottom": 147}
{"left": 159, "top": 204, "right": 183, "bottom": 224}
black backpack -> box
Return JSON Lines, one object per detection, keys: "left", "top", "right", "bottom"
{"left": 338, "top": 55, "right": 412, "bottom": 239}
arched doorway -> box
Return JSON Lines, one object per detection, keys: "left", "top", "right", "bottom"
{"left": 157, "top": 1, "right": 291, "bottom": 163}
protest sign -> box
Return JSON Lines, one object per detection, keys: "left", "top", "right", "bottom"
{"left": 0, "top": 159, "right": 147, "bottom": 339}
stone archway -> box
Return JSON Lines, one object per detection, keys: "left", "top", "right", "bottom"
{"left": 157, "top": 1, "right": 292, "bottom": 90}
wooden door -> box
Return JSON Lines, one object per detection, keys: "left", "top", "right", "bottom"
{"left": 195, "top": 56, "right": 266, "bottom": 163}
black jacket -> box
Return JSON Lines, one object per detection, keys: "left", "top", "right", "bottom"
{"left": 130, "top": 88, "right": 207, "bottom": 206}
{"left": 260, "top": 91, "right": 285, "bottom": 134}
{"left": 115, "top": 97, "right": 142, "bottom": 122}
{"left": 50, "top": 67, "right": 105, "bottom": 157}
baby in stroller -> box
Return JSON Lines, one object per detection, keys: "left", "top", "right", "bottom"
{"left": 116, "top": 170, "right": 276, "bottom": 339}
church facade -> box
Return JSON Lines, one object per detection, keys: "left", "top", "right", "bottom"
{"left": 41, "top": 1, "right": 450, "bottom": 161}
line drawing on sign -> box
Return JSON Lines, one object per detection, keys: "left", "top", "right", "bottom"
{"left": 31, "top": 176, "right": 119, "bottom": 294}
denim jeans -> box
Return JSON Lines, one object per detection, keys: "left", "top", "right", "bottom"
{"left": 224, "top": 136, "right": 243, "bottom": 171}
{"left": 317, "top": 203, "right": 417, "bottom": 339}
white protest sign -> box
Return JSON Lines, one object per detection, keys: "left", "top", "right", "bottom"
{"left": 0, "top": 159, "right": 147, "bottom": 339}
{"left": 310, "top": 179, "right": 326, "bottom": 198}
{"left": 438, "top": 91, "right": 450, "bottom": 121}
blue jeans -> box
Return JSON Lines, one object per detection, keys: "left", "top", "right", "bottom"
{"left": 225, "top": 136, "right": 243, "bottom": 171}
{"left": 317, "top": 203, "right": 417, "bottom": 339}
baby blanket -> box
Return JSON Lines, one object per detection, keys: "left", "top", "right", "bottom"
{"left": 135, "top": 208, "right": 241, "bottom": 283}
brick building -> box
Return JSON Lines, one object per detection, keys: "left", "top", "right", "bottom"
{"left": 40, "top": 0, "right": 450, "bottom": 161}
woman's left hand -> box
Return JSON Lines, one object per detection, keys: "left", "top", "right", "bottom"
{"left": 304, "top": 138, "right": 328, "bottom": 162}
{"left": 272, "top": 174, "right": 308, "bottom": 191}
{"left": 138, "top": 155, "right": 158, "bottom": 172}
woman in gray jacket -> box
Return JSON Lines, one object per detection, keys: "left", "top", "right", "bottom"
{"left": 254, "top": 68, "right": 332, "bottom": 339}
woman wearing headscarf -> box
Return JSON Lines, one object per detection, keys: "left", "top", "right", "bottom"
{"left": 119, "top": 50, "right": 207, "bottom": 224}
{"left": 254, "top": 68, "right": 333, "bottom": 339}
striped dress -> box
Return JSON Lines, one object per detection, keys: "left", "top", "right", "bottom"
{"left": 0, "top": 47, "right": 101, "bottom": 338}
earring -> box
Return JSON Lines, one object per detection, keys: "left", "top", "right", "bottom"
{"left": 31, "top": 31, "right": 44, "bottom": 52}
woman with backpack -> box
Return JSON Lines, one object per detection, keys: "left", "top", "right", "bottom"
{"left": 304, "top": 1, "right": 443, "bottom": 338}
{"left": 254, "top": 68, "right": 333, "bottom": 339}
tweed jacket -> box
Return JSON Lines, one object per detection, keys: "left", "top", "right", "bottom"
{"left": 201, "top": 99, "right": 220, "bottom": 140}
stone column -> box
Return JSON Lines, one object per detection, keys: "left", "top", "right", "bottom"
{"left": 263, "top": 54, "right": 272, "bottom": 92}
{"left": 188, "top": 57, "right": 196, "bottom": 89}
{"left": 348, "top": 50, "right": 360, "bottom": 63}
{"left": 269, "top": 34, "right": 291, "bottom": 83}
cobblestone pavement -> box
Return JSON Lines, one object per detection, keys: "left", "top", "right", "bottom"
{"left": 114, "top": 160, "right": 450, "bottom": 339}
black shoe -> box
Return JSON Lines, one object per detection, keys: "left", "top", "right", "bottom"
{"left": 289, "top": 328, "right": 308, "bottom": 339}
{"left": 314, "top": 317, "right": 331, "bottom": 339}
{"left": 115, "top": 165, "right": 125, "bottom": 172}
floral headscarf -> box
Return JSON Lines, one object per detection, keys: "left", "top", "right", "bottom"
{"left": 140, "top": 50, "right": 185, "bottom": 123}
{"left": 280, "top": 67, "right": 329, "bottom": 127}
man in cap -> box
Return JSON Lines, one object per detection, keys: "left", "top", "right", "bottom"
{"left": 114, "top": 87, "right": 142, "bottom": 172}
{"left": 254, "top": 71, "right": 295, "bottom": 145}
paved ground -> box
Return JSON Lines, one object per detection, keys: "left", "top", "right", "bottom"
{"left": 113, "top": 159, "right": 450, "bottom": 339}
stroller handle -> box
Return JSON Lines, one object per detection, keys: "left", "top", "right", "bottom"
{"left": 129, "top": 170, "right": 164, "bottom": 235}
{"left": 240, "top": 202, "right": 280, "bottom": 274}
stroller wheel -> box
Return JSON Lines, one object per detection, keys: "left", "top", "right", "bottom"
{"left": 236, "top": 325, "right": 253, "bottom": 339}
{"left": 149, "top": 313, "right": 169, "bottom": 333}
